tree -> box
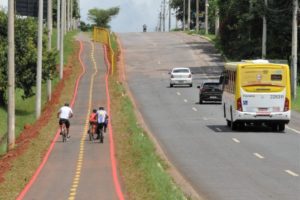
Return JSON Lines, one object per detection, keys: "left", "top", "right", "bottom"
{"left": 0, "top": 11, "right": 57, "bottom": 105}
{"left": 52, "top": 0, "right": 80, "bottom": 24}
{"left": 88, "top": 7, "right": 120, "bottom": 28}
{"left": 218, "top": 0, "right": 294, "bottom": 61}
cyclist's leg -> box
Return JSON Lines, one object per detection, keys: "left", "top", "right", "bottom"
{"left": 59, "top": 119, "right": 63, "bottom": 134}
{"left": 95, "top": 123, "right": 99, "bottom": 139}
{"left": 66, "top": 120, "right": 70, "bottom": 138}
{"left": 97, "top": 123, "right": 104, "bottom": 139}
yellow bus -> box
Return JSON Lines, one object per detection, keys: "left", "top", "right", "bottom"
{"left": 220, "top": 60, "right": 291, "bottom": 132}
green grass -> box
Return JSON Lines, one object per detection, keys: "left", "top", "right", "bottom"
{"left": 109, "top": 34, "right": 187, "bottom": 199}
{"left": 51, "top": 29, "right": 79, "bottom": 64}
{"left": 292, "top": 86, "right": 300, "bottom": 112}
{"left": 0, "top": 78, "right": 59, "bottom": 154}
{"left": 110, "top": 80, "right": 187, "bottom": 200}
{"left": 110, "top": 33, "right": 118, "bottom": 52}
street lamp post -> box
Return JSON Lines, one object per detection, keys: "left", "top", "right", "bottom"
{"left": 7, "top": 0, "right": 15, "bottom": 151}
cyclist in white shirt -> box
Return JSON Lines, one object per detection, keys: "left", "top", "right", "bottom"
{"left": 96, "top": 107, "right": 108, "bottom": 139}
{"left": 57, "top": 103, "right": 73, "bottom": 138}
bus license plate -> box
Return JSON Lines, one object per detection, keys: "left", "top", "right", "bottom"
{"left": 258, "top": 108, "right": 268, "bottom": 111}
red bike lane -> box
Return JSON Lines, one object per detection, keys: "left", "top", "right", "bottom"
{"left": 18, "top": 35, "right": 125, "bottom": 200}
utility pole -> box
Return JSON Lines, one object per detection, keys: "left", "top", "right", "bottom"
{"left": 60, "top": 0, "right": 65, "bottom": 79}
{"left": 196, "top": 0, "right": 199, "bottom": 32}
{"left": 7, "top": 0, "right": 15, "bottom": 151}
{"left": 163, "top": 0, "right": 166, "bottom": 32}
{"left": 215, "top": 8, "right": 220, "bottom": 35}
{"left": 159, "top": 11, "right": 162, "bottom": 31}
{"left": 70, "top": 0, "right": 73, "bottom": 30}
{"left": 187, "top": 0, "right": 191, "bottom": 30}
{"left": 47, "top": 0, "right": 52, "bottom": 101}
{"left": 262, "top": 0, "right": 267, "bottom": 59}
{"left": 36, "top": 0, "right": 43, "bottom": 119}
{"left": 57, "top": 0, "right": 60, "bottom": 50}
{"left": 183, "top": 0, "right": 186, "bottom": 30}
{"left": 168, "top": 0, "right": 171, "bottom": 32}
{"left": 291, "top": 0, "right": 298, "bottom": 99}
{"left": 64, "top": 0, "right": 67, "bottom": 34}
{"left": 68, "top": 0, "right": 71, "bottom": 31}
{"left": 205, "top": 0, "right": 208, "bottom": 34}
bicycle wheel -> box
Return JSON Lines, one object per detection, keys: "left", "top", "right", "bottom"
{"left": 62, "top": 124, "right": 67, "bottom": 142}
{"left": 99, "top": 128, "right": 104, "bottom": 143}
{"left": 88, "top": 125, "right": 94, "bottom": 142}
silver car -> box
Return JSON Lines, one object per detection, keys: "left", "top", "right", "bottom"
{"left": 169, "top": 67, "right": 193, "bottom": 87}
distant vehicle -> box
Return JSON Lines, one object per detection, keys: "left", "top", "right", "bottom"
{"left": 220, "top": 59, "right": 291, "bottom": 131}
{"left": 197, "top": 81, "right": 222, "bottom": 104}
{"left": 143, "top": 24, "right": 147, "bottom": 32}
{"left": 169, "top": 67, "right": 193, "bottom": 87}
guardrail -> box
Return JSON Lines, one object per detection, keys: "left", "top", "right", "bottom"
{"left": 93, "top": 27, "right": 116, "bottom": 75}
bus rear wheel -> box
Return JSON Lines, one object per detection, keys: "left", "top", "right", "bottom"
{"left": 231, "top": 121, "right": 238, "bottom": 131}
{"left": 271, "top": 123, "right": 285, "bottom": 132}
{"left": 278, "top": 123, "right": 285, "bottom": 132}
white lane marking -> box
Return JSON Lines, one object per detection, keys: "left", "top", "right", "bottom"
{"left": 158, "top": 60, "right": 161, "bottom": 65}
{"left": 285, "top": 170, "right": 299, "bottom": 177}
{"left": 232, "top": 138, "right": 240, "bottom": 143}
{"left": 254, "top": 153, "right": 265, "bottom": 159}
{"left": 192, "top": 107, "right": 198, "bottom": 112}
{"left": 177, "top": 92, "right": 181, "bottom": 96}
{"left": 286, "top": 126, "right": 300, "bottom": 135}
{"left": 184, "top": 99, "right": 188, "bottom": 103}
{"left": 216, "top": 128, "right": 222, "bottom": 132}
{"left": 203, "top": 117, "right": 208, "bottom": 121}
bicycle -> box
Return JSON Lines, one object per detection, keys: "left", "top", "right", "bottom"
{"left": 61, "top": 122, "right": 67, "bottom": 142}
{"left": 88, "top": 122, "right": 97, "bottom": 142}
{"left": 99, "top": 127, "right": 104, "bottom": 143}
{"left": 97, "top": 124, "right": 104, "bottom": 143}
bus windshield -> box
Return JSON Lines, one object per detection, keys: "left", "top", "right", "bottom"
{"left": 240, "top": 67, "right": 286, "bottom": 87}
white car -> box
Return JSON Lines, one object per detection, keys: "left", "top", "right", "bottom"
{"left": 169, "top": 67, "right": 193, "bottom": 87}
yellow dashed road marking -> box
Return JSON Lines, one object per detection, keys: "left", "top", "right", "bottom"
{"left": 68, "top": 42, "right": 98, "bottom": 200}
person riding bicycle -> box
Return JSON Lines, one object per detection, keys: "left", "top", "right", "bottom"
{"left": 88, "top": 109, "right": 98, "bottom": 135}
{"left": 96, "top": 106, "right": 108, "bottom": 139}
{"left": 104, "top": 115, "right": 109, "bottom": 133}
{"left": 57, "top": 103, "right": 73, "bottom": 138}
{"left": 143, "top": 24, "right": 147, "bottom": 32}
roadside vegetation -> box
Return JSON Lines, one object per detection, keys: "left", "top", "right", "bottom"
{"left": 0, "top": 31, "right": 81, "bottom": 199}
{"left": 109, "top": 34, "right": 187, "bottom": 200}
{"left": 0, "top": 30, "right": 78, "bottom": 155}
{"left": 292, "top": 87, "right": 300, "bottom": 112}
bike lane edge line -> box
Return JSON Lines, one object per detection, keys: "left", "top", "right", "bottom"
{"left": 16, "top": 41, "right": 86, "bottom": 200}
{"left": 103, "top": 45, "right": 125, "bottom": 200}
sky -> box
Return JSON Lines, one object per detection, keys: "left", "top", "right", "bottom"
{"left": 81, "top": 0, "right": 176, "bottom": 32}
{"left": 1, "top": 0, "right": 177, "bottom": 33}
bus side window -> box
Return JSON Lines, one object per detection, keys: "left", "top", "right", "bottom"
{"left": 224, "top": 71, "right": 229, "bottom": 92}
{"left": 233, "top": 72, "right": 236, "bottom": 93}
{"left": 229, "top": 71, "right": 233, "bottom": 93}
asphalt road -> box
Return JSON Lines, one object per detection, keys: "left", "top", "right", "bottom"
{"left": 119, "top": 32, "right": 300, "bottom": 200}
{"left": 22, "top": 34, "right": 120, "bottom": 200}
